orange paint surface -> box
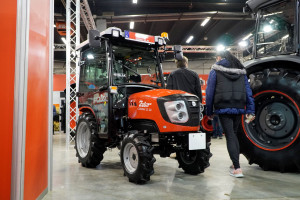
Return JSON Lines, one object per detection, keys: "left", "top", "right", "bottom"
{"left": 53, "top": 74, "right": 76, "bottom": 91}
{"left": 0, "top": 1, "right": 17, "bottom": 199}
{"left": 128, "top": 89, "right": 200, "bottom": 132}
{"left": 24, "top": 0, "right": 50, "bottom": 199}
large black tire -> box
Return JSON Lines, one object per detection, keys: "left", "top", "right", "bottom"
{"left": 177, "top": 143, "right": 212, "bottom": 175}
{"left": 120, "top": 131, "right": 156, "bottom": 184}
{"left": 238, "top": 69, "right": 300, "bottom": 172}
{"left": 75, "top": 113, "right": 106, "bottom": 168}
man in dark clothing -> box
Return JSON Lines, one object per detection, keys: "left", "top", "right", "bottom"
{"left": 166, "top": 56, "right": 202, "bottom": 103}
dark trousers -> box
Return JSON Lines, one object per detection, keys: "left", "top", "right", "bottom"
{"left": 218, "top": 114, "right": 241, "bottom": 169}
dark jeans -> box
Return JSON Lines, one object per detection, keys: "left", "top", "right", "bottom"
{"left": 219, "top": 114, "right": 241, "bottom": 169}
{"left": 212, "top": 116, "right": 223, "bottom": 137}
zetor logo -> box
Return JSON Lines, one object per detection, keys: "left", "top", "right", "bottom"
{"left": 94, "top": 93, "right": 108, "bottom": 104}
{"left": 139, "top": 100, "right": 152, "bottom": 108}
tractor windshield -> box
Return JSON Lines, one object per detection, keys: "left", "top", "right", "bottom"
{"left": 112, "top": 45, "right": 163, "bottom": 87}
{"left": 255, "top": 0, "right": 296, "bottom": 57}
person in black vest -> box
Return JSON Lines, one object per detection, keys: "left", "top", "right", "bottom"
{"left": 166, "top": 56, "right": 202, "bottom": 103}
{"left": 206, "top": 50, "right": 255, "bottom": 178}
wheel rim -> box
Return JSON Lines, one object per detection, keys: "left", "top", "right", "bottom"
{"left": 243, "top": 90, "right": 300, "bottom": 151}
{"left": 76, "top": 121, "right": 91, "bottom": 158}
{"left": 179, "top": 150, "right": 197, "bottom": 164}
{"left": 123, "top": 143, "right": 139, "bottom": 174}
{"left": 201, "top": 115, "right": 213, "bottom": 132}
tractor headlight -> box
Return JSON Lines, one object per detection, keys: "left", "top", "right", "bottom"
{"left": 164, "top": 100, "right": 189, "bottom": 123}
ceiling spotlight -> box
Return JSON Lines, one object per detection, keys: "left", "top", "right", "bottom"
{"left": 133, "top": 0, "right": 137, "bottom": 4}
{"left": 130, "top": 21, "right": 134, "bottom": 29}
{"left": 186, "top": 35, "right": 194, "bottom": 44}
{"left": 239, "top": 40, "right": 248, "bottom": 47}
{"left": 263, "top": 25, "right": 273, "bottom": 33}
{"left": 216, "top": 44, "right": 225, "bottom": 52}
{"left": 201, "top": 17, "right": 211, "bottom": 27}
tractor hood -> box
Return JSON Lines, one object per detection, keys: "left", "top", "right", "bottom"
{"left": 128, "top": 89, "right": 201, "bottom": 132}
{"left": 128, "top": 89, "right": 190, "bottom": 100}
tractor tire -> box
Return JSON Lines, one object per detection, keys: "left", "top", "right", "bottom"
{"left": 177, "top": 143, "right": 212, "bottom": 175}
{"left": 121, "top": 131, "right": 156, "bottom": 184}
{"left": 75, "top": 113, "right": 106, "bottom": 168}
{"left": 238, "top": 69, "right": 300, "bottom": 172}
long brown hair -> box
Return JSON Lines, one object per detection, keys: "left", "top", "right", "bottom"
{"left": 216, "top": 51, "right": 244, "bottom": 69}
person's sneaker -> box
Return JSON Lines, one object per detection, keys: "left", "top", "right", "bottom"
{"left": 230, "top": 168, "right": 244, "bottom": 178}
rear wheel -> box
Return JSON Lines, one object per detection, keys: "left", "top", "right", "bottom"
{"left": 121, "top": 131, "right": 156, "bottom": 184}
{"left": 75, "top": 113, "right": 106, "bottom": 168}
{"left": 177, "top": 143, "right": 212, "bottom": 175}
{"left": 238, "top": 69, "right": 300, "bottom": 172}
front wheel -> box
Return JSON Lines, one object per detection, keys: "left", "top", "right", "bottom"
{"left": 177, "top": 143, "right": 212, "bottom": 175}
{"left": 121, "top": 131, "right": 156, "bottom": 184}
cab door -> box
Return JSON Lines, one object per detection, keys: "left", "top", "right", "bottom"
{"left": 79, "top": 41, "right": 109, "bottom": 135}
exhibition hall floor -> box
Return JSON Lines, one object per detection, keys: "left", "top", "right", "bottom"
{"left": 43, "top": 133, "right": 300, "bottom": 200}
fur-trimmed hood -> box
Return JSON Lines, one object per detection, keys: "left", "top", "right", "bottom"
{"left": 211, "top": 64, "right": 246, "bottom": 75}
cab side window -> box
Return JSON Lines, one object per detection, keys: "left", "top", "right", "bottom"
{"left": 79, "top": 45, "right": 107, "bottom": 92}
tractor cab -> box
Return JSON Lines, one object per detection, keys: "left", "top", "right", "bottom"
{"left": 245, "top": 0, "right": 298, "bottom": 59}
{"left": 77, "top": 27, "right": 166, "bottom": 138}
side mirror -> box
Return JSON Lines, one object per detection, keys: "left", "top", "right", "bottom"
{"left": 88, "top": 30, "right": 101, "bottom": 48}
{"left": 173, "top": 45, "right": 183, "bottom": 61}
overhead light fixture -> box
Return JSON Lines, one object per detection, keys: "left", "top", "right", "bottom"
{"left": 130, "top": 21, "right": 134, "bottom": 29}
{"left": 61, "top": 37, "right": 67, "bottom": 44}
{"left": 263, "top": 25, "right": 273, "bottom": 33}
{"left": 216, "top": 44, "right": 225, "bottom": 52}
{"left": 242, "top": 33, "right": 253, "bottom": 41}
{"left": 186, "top": 35, "right": 194, "bottom": 44}
{"left": 201, "top": 17, "right": 211, "bottom": 27}
{"left": 133, "top": 0, "right": 137, "bottom": 4}
{"left": 239, "top": 40, "right": 248, "bottom": 47}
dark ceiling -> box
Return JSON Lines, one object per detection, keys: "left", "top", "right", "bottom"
{"left": 54, "top": 0, "right": 255, "bottom": 61}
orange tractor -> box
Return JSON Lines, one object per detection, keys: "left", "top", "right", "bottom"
{"left": 74, "top": 28, "right": 212, "bottom": 183}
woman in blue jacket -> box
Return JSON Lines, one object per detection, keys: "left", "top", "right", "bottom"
{"left": 206, "top": 50, "right": 255, "bottom": 178}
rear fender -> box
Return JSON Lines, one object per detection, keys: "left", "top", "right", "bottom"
{"left": 245, "top": 56, "right": 300, "bottom": 75}
{"left": 79, "top": 106, "right": 96, "bottom": 117}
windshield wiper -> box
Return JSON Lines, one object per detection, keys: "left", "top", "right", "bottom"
{"left": 122, "top": 64, "right": 140, "bottom": 76}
